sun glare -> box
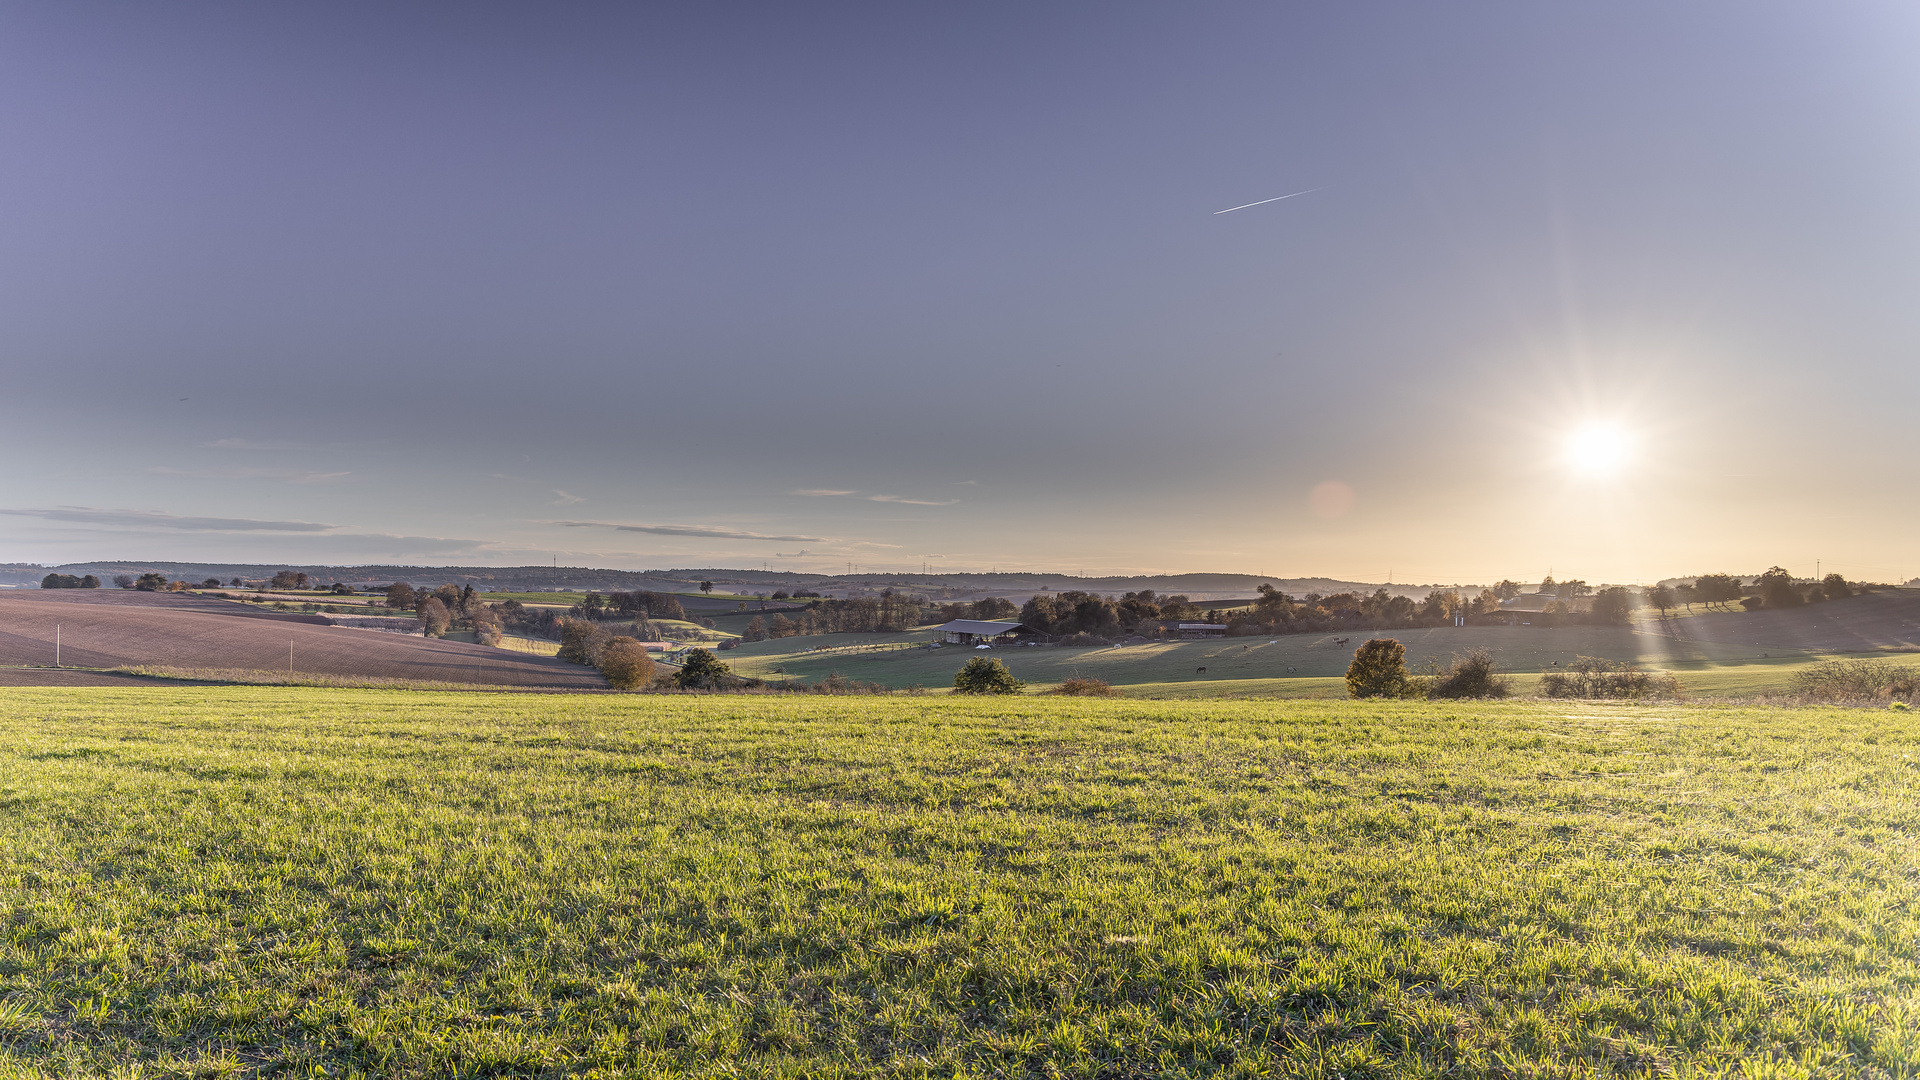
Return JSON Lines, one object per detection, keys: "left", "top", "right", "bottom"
{"left": 1564, "top": 424, "right": 1633, "bottom": 477}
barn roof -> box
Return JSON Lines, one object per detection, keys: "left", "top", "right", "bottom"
{"left": 935, "top": 619, "right": 1030, "bottom": 635}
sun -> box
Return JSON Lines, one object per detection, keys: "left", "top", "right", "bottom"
{"left": 1564, "top": 423, "right": 1633, "bottom": 477}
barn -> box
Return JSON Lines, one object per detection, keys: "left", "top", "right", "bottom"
{"left": 935, "top": 619, "right": 1031, "bottom": 645}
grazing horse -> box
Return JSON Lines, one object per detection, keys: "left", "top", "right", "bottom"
{"left": 1286, "top": 666, "right": 1296, "bottom": 673}
{"left": 1333, "top": 637, "right": 1351, "bottom": 647}
{"left": 1195, "top": 666, "right": 1207, "bottom": 675}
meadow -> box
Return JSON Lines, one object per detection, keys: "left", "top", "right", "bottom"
{"left": 0, "top": 689, "right": 1914, "bottom": 1077}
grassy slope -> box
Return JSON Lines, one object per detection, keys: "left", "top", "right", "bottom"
{"left": 720, "top": 625, "right": 1902, "bottom": 697}
{"left": 0, "top": 689, "right": 1915, "bottom": 1077}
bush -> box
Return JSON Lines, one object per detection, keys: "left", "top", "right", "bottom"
{"left": 1789, "top": 660, "right": 1917, "bottom": 703}
{"left": 1054, "top": 676, "right": 1116, "bottom": 697}
{"left": 1422, "top": 649, "right": 1511, "bottom": 699}
{"left": 1542, "top": 656, "right": 1681, "bottom": 699}
{"left": 953, "top": 656, "right": 1025, "bottom": 694}
{"left": 1345, "top": 638, "right": 1411, "bottom": 699}
{"left": 598, "top": 637, "right": 656, "bottom": 690}
{"left": 40, "top": 574, "right": 97, "bottom": 589}
{"left": 675, "top": 648, "right": 731, "bottom": 690}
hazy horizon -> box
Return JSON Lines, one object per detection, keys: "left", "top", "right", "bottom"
{"left": 5, "top": 2, "right": 1916, "bottom": 585}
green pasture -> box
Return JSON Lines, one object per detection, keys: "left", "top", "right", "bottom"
{"left": 0, "top": 689, "right": 1916, "bottom": 1076}
{"left": 721, "top": 625, "right": 1891, "bottom": 698}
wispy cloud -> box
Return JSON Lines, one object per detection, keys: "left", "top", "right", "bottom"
{"left": 0, "top": 506, "right": 340, "bottom": 533}
{"left": 551, "top": 490, "right": 585, "bottom": 505}
{"left": 144, "top": 466, "right": 350, "bottom": 484}
{"left": 551, "top": 520, "right": 825, "bottom": 542}
{"left": 794, "top": 488, "right": 958, "bottom": 506}
{"left": 201, "top": 437, "right": 311, "bottom": 451}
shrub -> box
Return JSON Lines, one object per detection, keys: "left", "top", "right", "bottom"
{"left": 1789, "top": 660, "right": 1917, "bottom": 703}
{"left": 1423, "top": 649, "right": 1511, "bottom": 699}
{"left": 1346, "top": 638, "right": 1411, "bottom": 699}
{"left": 1055, "top": 676, "right": 1116, "bottom": 697}
{"left": 598, "top": 637, "right": 655, "bottom": 690}
{"left": 675, "top": 648, "right": 731, "bottom": 690}
{"left": 953, "top": 657, "right": 1025, "bottom": 694}
{"left": 1542, "top": 656, "right": 1681, "bottom": 699}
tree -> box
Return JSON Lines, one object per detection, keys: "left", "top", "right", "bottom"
{"left": 1648, "top": 585, "right": 1676, "bottom": 619}
{"left": 1538, "top": 575, "right": 1556, "bottom": 595}
{"left": 1589, "top": 586, "right": 1639, "bottom": 625}
{"left": 971, "top": 597, "right": 1018, "bottom": 620}
{"left": 675, "top": 648, "right": 730, "bottom": 689}
{"left": 135, "top": 573, "right": 167, "bottom": 592}
{"left": 204, "top": 578, "right": 224, "bottom": 589}
{"left": 40, "top": 574, "right": 81, "bottom": 588}
{"left": 385, "top": 583, "right": 417, "bottom": 610}
{"left": 700, "top": 581, "right": 714, "bottom": 594}
{"left": 1558, "top": 579, "right": 1591, "bottom": 599}
{"left": 1694, "top": 574, "right": 1743, "bottom": 611}
{"left": 557, "top": 617, "right": 612, "bottom": 665}
{"left": 1757, "top": 566, "right": 1802, "bottom": 609}
{"left": 743, "top": 616, "right": 768, "bottom": 642}
{"left": 418, "top": 598, "right": 452, "bottom": 637}
{"left": 270, "top": 570, "right": 307, "bottom": 590}
{"left": 1674, "top": 582, "right": 1699, "bottom": 612}
{"left": 1492, "top": 580, "right": 1522, "bottom": 601}
{"left": 1346, "top": 638, "right": 1410, "bottom": 698}
{"left": 1822, "top": 573, "right": 1852, "bottom": 599}
{"left": 598, "top": 637, "right": 655, "bottom": 690}
{"left": 952, "top": 656, "right": 1025, "bottom": 694}
{"left": 114, "top": 575, "right": 135, "bottom": 589}
{"left": 768, "top": 613, "right": 797, "bottom": 638}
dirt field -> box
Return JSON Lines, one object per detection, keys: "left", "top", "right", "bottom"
{"left": 0, "top": 591, "right": 605, "bottom": 689}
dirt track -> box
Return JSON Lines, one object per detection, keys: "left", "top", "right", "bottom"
{"left": 0, "top": 591, "right": 605, "bottom": 689}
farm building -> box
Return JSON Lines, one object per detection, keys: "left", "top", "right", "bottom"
{"left": 935, "top": 619, "right": 1031, "bottom": 645}
{"left": 1176, "top": 622, "right": 1228, "bottom": 639}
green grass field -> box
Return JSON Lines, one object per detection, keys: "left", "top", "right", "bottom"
{"left": 721, "top": 625, "right": 1897, "bottom": 699}
{"left": 0, "top": 689, "right": 1914, "bottom": 1076}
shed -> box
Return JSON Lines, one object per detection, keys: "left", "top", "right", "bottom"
{"left": 1177, "top": 622, "right": 1228, "bottom": 639}
{"left": 935, "top": 619, "right": 1031, "bottom": 645}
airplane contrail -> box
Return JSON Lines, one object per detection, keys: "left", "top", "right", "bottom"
{"left": 1213, "top": 188, "right": 1319, "bottom": 215}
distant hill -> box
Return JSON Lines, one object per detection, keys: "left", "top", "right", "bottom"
{"left": 0, "top": 561, "right": 1462, "bottom": 602}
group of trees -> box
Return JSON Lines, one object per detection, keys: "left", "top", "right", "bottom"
{"left": 1645, "top": 570, "right": 1854, "bottom": 617}
{"left": 384, "top": 582, "right": 503, "bottom": 642}
{"left": 552, "top": 616, "right": 737, "bottom": 691}
{"left": 569, "top": 590, "right": 688, "bottom": 622}
{"left": 40, "top": 574, "right": 100, "bottom": 589}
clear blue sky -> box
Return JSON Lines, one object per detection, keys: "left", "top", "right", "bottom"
{"left": 4, "top": 2, "right": 1917, "bottom": 584}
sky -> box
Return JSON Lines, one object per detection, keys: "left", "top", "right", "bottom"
{"left": 3, "top": 1, "right": 1917, "bottom": 585}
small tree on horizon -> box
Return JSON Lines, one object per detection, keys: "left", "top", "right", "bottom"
{"left": 699, "top": 580, "right": 714, "bottom": 594}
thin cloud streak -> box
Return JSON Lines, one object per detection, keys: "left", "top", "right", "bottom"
{"left": 551, "top": 520, "right": 825, "bottom": 542}
{"left": 0, "top": 506, "right": 340, "bottom": 532}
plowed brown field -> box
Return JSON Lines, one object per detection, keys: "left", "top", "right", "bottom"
{"left": 0, "top": 590, "right": 604, "bottom": 689}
